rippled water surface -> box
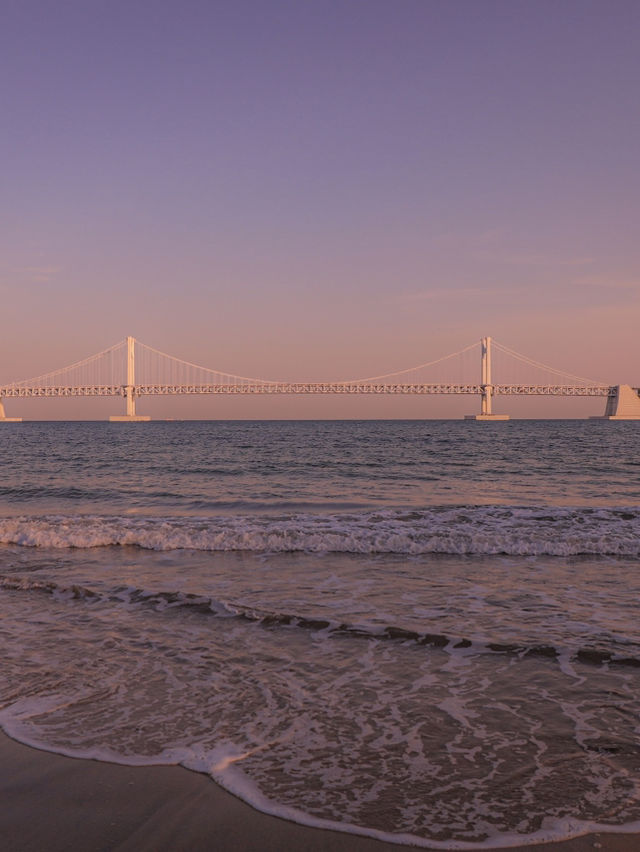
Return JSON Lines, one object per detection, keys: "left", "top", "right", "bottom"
{"left": 1, "top": 420, "right": 639, "bottom": 847}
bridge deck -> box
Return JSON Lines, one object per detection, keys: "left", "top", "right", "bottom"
{"left": 0, "top": 384, "right": 616, "bottom": 397}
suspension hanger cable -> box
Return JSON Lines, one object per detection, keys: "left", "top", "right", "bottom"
{"left": 11, "top": 339, "right": 127, "bottom": 387}
{"left": 135, "top": 340, "right": 281, "bottom": 385}
{"left": 339, "top": 341, "right": 480, "bottom": 384}
{"left": 491, "top": 339, "right": 605, "bottom": 385}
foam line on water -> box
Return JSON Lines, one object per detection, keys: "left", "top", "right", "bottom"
{"left": 2, "top": 573, "right": 639, "bottom": 668}
{"left": 0, "top": 505, "right": 639, "bottom": 556}
{"left": 1, "top": 716, "right": 639, "bottom": 851}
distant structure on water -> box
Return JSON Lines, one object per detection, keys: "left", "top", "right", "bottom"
{"left": 1, "top": 336, "right": 639, "bottom": 422}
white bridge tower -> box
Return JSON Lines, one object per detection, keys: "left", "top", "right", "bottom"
{"left": 465, "top": 336, "right": 510, "bottom": 421}
{"left": 109, "top": 336, "right": 151, "bottom": 422}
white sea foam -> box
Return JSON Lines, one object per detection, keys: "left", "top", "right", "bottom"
{"left": 2, "top": 711, "right": 640, "bottom": 851}
{"left": 2, "top": 572, "right": 640, "bottom": 849}
{"left": 0, "top": 506, "right": 638, "bottom": 556}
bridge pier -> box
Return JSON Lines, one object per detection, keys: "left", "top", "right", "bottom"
{"left": 108, "top": 337, "right": 150, "bottom": 421}
{"left": 465, "top": 412, "right": 510, "bottom": 421}
{"left": 0, "top": 398, "right": 22, "bottom": 422}
{"left": 465, "top": 337, "right": 509, "bottom": 421}
{"left": 593, "top": 384, "right": 640, "bottom": 420}
{"left": 109, "top": 385, "right": 150, "bottom": 422}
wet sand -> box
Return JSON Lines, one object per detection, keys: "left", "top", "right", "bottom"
{"left": 0, "top": 732, "right": 636, "bottom": 852}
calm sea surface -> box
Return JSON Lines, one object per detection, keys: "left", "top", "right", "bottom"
{"left": 1, "top": 420, "right": 639, "bottom": 847}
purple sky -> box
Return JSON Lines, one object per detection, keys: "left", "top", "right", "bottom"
{"left": 2, "top": 0, "right": 639, "bottom": 418}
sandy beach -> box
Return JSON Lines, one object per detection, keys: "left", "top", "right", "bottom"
{"left": 0, "top": 732, "right": 637, "bottom": 852}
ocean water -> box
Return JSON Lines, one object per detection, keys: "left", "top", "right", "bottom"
{"left": 1, "top": 419, "right": 639, "bottom": 848}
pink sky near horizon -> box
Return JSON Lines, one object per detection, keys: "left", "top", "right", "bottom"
{"left": 1, "top": 0, "right": 638, "bottom": 419}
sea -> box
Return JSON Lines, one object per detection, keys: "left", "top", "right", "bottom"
{"left": 1, "top": 419, "right": 639, "bottom": 848}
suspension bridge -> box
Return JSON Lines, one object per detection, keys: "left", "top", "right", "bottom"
{"left": 0, "top": 336, "right": 638, "bottom": 421}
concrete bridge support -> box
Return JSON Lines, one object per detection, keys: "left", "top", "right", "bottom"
{"left": 0, "top": 398, "right": 22, "bottom": 422}
{"left": 598, "top": 385, "right": 640, "bottom": 420}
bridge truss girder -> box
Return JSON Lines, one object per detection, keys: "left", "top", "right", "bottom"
{"left": 0, "top": 383, "right": 616, "bottom": 398}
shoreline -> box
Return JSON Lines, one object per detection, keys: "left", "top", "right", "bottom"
{"left": 0, "top": 732, "right": 637, "bottom": 852}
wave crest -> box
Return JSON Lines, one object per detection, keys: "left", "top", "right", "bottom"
{"left": 0, "top": 506, "right": 638, "bottom": 557}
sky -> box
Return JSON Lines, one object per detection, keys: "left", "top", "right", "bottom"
{"left": 1, "top": 0, "right": 639, "bottom": 419}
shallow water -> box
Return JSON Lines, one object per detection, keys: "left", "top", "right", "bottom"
{"left": 1, "top": 420, "right": 639, "bottom": 847}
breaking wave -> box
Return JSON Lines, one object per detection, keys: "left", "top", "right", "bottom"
{"left": 0, "top": 505, "right": 638, "bottom": 556}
